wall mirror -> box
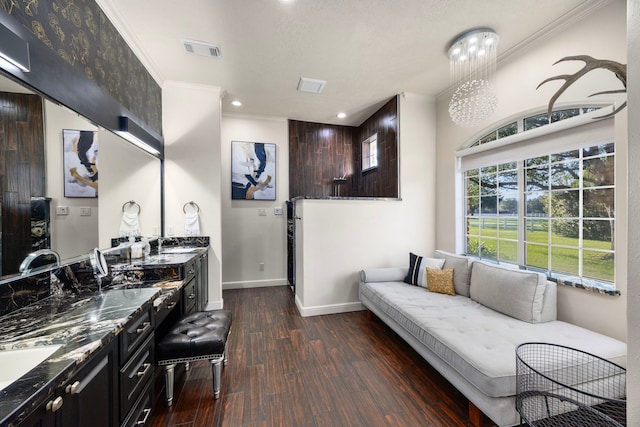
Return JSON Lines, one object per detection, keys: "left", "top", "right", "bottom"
{"left": 0, "top": 72, "right": 161, "bottom": 280}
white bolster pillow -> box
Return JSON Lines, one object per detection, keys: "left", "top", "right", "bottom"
{"left": 360, "top": 267, "right": 407, "bottom": 283}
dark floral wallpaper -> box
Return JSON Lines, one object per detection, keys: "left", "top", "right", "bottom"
{"left": 1, "top": 0, "right": 162, "bottom": 135}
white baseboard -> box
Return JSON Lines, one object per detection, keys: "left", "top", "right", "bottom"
{"left": 222, "top": 278, "right": 287, "bottom": 290}
{"left": 205, "top": 299, "right": 224, "bottom": 310}
{"left": 294, "top": 294, "right": 365, "bottom": 317}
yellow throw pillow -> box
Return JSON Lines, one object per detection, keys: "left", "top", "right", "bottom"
{"left": 426, "top": 267, "right": 456, "bottom": 295}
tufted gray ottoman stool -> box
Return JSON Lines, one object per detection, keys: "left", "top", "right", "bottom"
{"left": 156, "top": 310, "right": 232, "bottom": 405}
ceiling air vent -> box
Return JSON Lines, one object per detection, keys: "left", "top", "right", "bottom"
{"left": 183, "top": 39, "right": 222, "bottom": 58}
{"left": 297, "top": 77, "right": 326, "bottom": 94}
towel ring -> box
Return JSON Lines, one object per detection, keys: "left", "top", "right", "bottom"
{"left": 122, "top": 200, "right": 141, "bottom": 214}
{"left": 183, "top": 201, "right": 200, "bottom": 214}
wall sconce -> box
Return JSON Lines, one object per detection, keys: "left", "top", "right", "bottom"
{"left": 116, "top": 116, "right": 163, "bottom": 157}
{"left": 0, "top": 21, "right": 30, "bottom": 72}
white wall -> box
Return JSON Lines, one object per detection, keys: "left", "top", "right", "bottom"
{"left": 97, "top": 129, "right": 162, "bottom": 248}
{"left": 220, "top": 114, "right": 288, "bottom": 289}
{"left": 626, "top": 0, "right": 639, "bottom": 423}
{"left": 435, "top": 0, "right": 627, "bottom": 340}
{"left": 295, "top": 92, "right": 437, "bottom": 315}
{"left": 44, "top": 100, "right": 99, "bottom": 259}
{"left": 163, "top": 81, "right": 223, "bottom": 309}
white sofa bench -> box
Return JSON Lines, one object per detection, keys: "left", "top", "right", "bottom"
{"left": 359, "top": 250, "right": 627, "bottom": 426}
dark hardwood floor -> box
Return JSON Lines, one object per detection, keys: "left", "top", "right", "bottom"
{"left": 149, "top": 286, "right": 490, "bottom": 427}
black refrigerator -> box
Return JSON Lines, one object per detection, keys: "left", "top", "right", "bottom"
{"left": 286, "top": 200, "right": 295, "bottom": 292}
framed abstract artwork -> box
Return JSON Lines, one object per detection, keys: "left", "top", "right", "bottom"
{"left": 231, "top": 141, "right": 276, "bottom": 200}
{"left": 63, "top": 129, "right": 99, "bottom": 197}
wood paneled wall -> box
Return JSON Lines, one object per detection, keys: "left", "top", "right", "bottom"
{"left": 289, "top": 96, "right": 398, "bottom": 198}
{"left": 289, "top": 120, "right": 356, "bottom": 198}
{"left": 354, "top": 97, "right": 398, "bottom": 197}
{"left": 0, "top": 92, "right": 45, "bottom": 275}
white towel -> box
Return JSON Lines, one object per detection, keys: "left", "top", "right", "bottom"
{"left": 119, "top": 211, "right": 141, "bottom": 237}
{"left": 184, "top": 212, "right": 200, "bottom": 236}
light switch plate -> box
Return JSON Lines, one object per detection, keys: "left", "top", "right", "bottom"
{"left": 55, "top": 206, "right": 69, "bottom": 215}
{"left": 258, "top": 208, "right": 267, "bottom": 216}
{"left": 274, "top": 207, "right": 283, "bottom": 215}
{"left": 80, "top": 207, "right": 91, "bottom": 216}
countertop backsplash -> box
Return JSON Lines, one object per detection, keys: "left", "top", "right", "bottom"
{"left": 0, "top": 236, "right": 210, "bottom": 318}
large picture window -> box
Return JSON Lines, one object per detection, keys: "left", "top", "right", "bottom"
{"left": 464, "top": 142, "right": 615, "bottom": 290}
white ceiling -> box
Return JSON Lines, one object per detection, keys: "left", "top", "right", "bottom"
{"left": 97, "top": 0, "right": 591, "bottom": 126}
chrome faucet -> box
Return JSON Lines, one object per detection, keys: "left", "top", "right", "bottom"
{"left": 19, "top": 249, "right": 60, "bottom": 274}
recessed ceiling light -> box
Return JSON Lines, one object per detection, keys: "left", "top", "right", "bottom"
{"left": 337, "top": 112, "right": 346, "bottom": 119}
{"left": 231, "top": 100, "right": 242, "bottom": 107}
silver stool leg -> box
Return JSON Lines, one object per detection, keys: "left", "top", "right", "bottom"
{"left": 163, "top": 364, "right": 176, "bottom": 406}
{"left": 211, "top": 358, "right": 223, "bottom": 399}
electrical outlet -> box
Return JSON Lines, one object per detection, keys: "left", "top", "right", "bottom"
{"left": 274, "top": 207, "right": 283, "bottom": 215}
{"left": 55, "top": 206, "right": 68, "bottom": 215}
{"left": 258, "top": 208, "right": 267, "bottom": 216}
{"left": 80, "top": 207, "right": 91, "bottom": 216}
{"left": 259, "top": 262, "right": 265, "bottom": 271}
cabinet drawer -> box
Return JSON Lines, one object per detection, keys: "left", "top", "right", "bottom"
{"left": 120, "top": 333, "right": 154, "bottom": 422}
{"left": 153, "top": 289, "right": 180, "bottom": 328}
{"left": 120, "top": 307, "right": 152, "bottom": 363}
{"left": 121, "top": 375, "right": 153, "bottom": 427}
{"left": 182, "top": 278, "right": 197, "bottom": 315}
{"left": 183, "top": 260, "right": 196, "bottom": 282}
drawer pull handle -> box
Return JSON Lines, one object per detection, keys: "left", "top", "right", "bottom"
{"left": 46, "top": 396, "right": 63, "bottom": 412}
{"left": 136, "top": 408, "right": 152, "bottom": 425}
{"left": 166, "top": 302, "right": 177, "bottom": 309}
{"left": 188, "top": 268, "right": 195, "bottom": 274}
{"left": 137, "top": 363, "right": 152, "bottom": 378}
{"left": 65, "top": 381, "right": 80, "bottom": 394}
{"left": 136, "top": 321, "right": 151, "bottom": 334}
{"left": 188, "top": 293, "right": 196, "bottom": 299}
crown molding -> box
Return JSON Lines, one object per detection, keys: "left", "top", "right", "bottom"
{"left": 95, "top": 0, "right": 165, "bottom": 86}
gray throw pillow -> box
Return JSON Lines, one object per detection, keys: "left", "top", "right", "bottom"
{"left": 469, "top": 261, "right": 547, "bottom": 323}
{"left": 433, "top": 250, "right": 473, "bottom": 297}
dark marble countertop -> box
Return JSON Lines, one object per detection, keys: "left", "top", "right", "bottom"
{"left": 0, "top": 246, "right": 207, "bottom": 426}
{"left": 0, "top": 285, "right": 167, "bottom": 426}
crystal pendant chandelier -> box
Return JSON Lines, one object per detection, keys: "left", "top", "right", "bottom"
{"left": 448, "top": 28, "right": 499, "bottom": 127}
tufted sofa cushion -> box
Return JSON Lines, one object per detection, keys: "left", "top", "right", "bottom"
{"left": 157, "top": 310, "right": 232, "bottom": 362}
{"left": 359, "top": 280, "right": 627, "bottom": 398}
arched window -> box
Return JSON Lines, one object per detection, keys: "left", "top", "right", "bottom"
{"left": 458, "top": 105, "right": 618, "bottom": 295}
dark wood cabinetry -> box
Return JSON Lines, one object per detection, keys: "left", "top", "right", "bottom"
{"left": 16, "top": 398, "right": 57, "bottom": 427}
{"left": 15, "top": 252, "right": 209, "bottom": 427}
{"left": 119, "top": 333, "right": 154, "bottom": 423}
{"left": 119, "top": 307, "right": 154, "bottom": 426}
{"left": 182, "top": 277, "right": 197, "bottom": 315}
{"left": 197, "top": 253, "right": 209, "bottom": 311}
{"left": 19, "top": 340, "right": 118, "bottom": 427}
{"left": 60, "top": 340, "right": 118, "bottom": 427}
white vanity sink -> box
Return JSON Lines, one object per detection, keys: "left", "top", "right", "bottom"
{"left": 0, "top": 345, "right": 62, "bottom": 392}
{"left": 161, "top": 247, "right": 199, "bottom": 254}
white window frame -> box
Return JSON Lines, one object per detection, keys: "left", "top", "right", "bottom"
{"left": 456, "top": 107, "right": 619, "bottom": 294}
{"left": 362, "top": 133, "right": 378, "bottom": 172}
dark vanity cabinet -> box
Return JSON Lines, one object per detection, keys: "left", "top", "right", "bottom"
{"left": 17, "top": 307, "right": 154, "bottom": 427}
{"left": 19, "top": 340, "right": 118, "bottom": 427}
{"left": 182, "top": 262, "right": 197, "bottom": 315}
{"left": 59, "top": 340, "right": 118, "bottom": 427}
{"left": 197, "top": 253, "right": 209, "bottom": 311}
{"left": 16, "top": 397, "right": 58, "bottom": 427}
{"left": 119, "top": 307, "right": 154, "bottom": 426}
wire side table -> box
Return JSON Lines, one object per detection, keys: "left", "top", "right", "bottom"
{"left": 516, "top": 342, "right": 626, "bottom": 426}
